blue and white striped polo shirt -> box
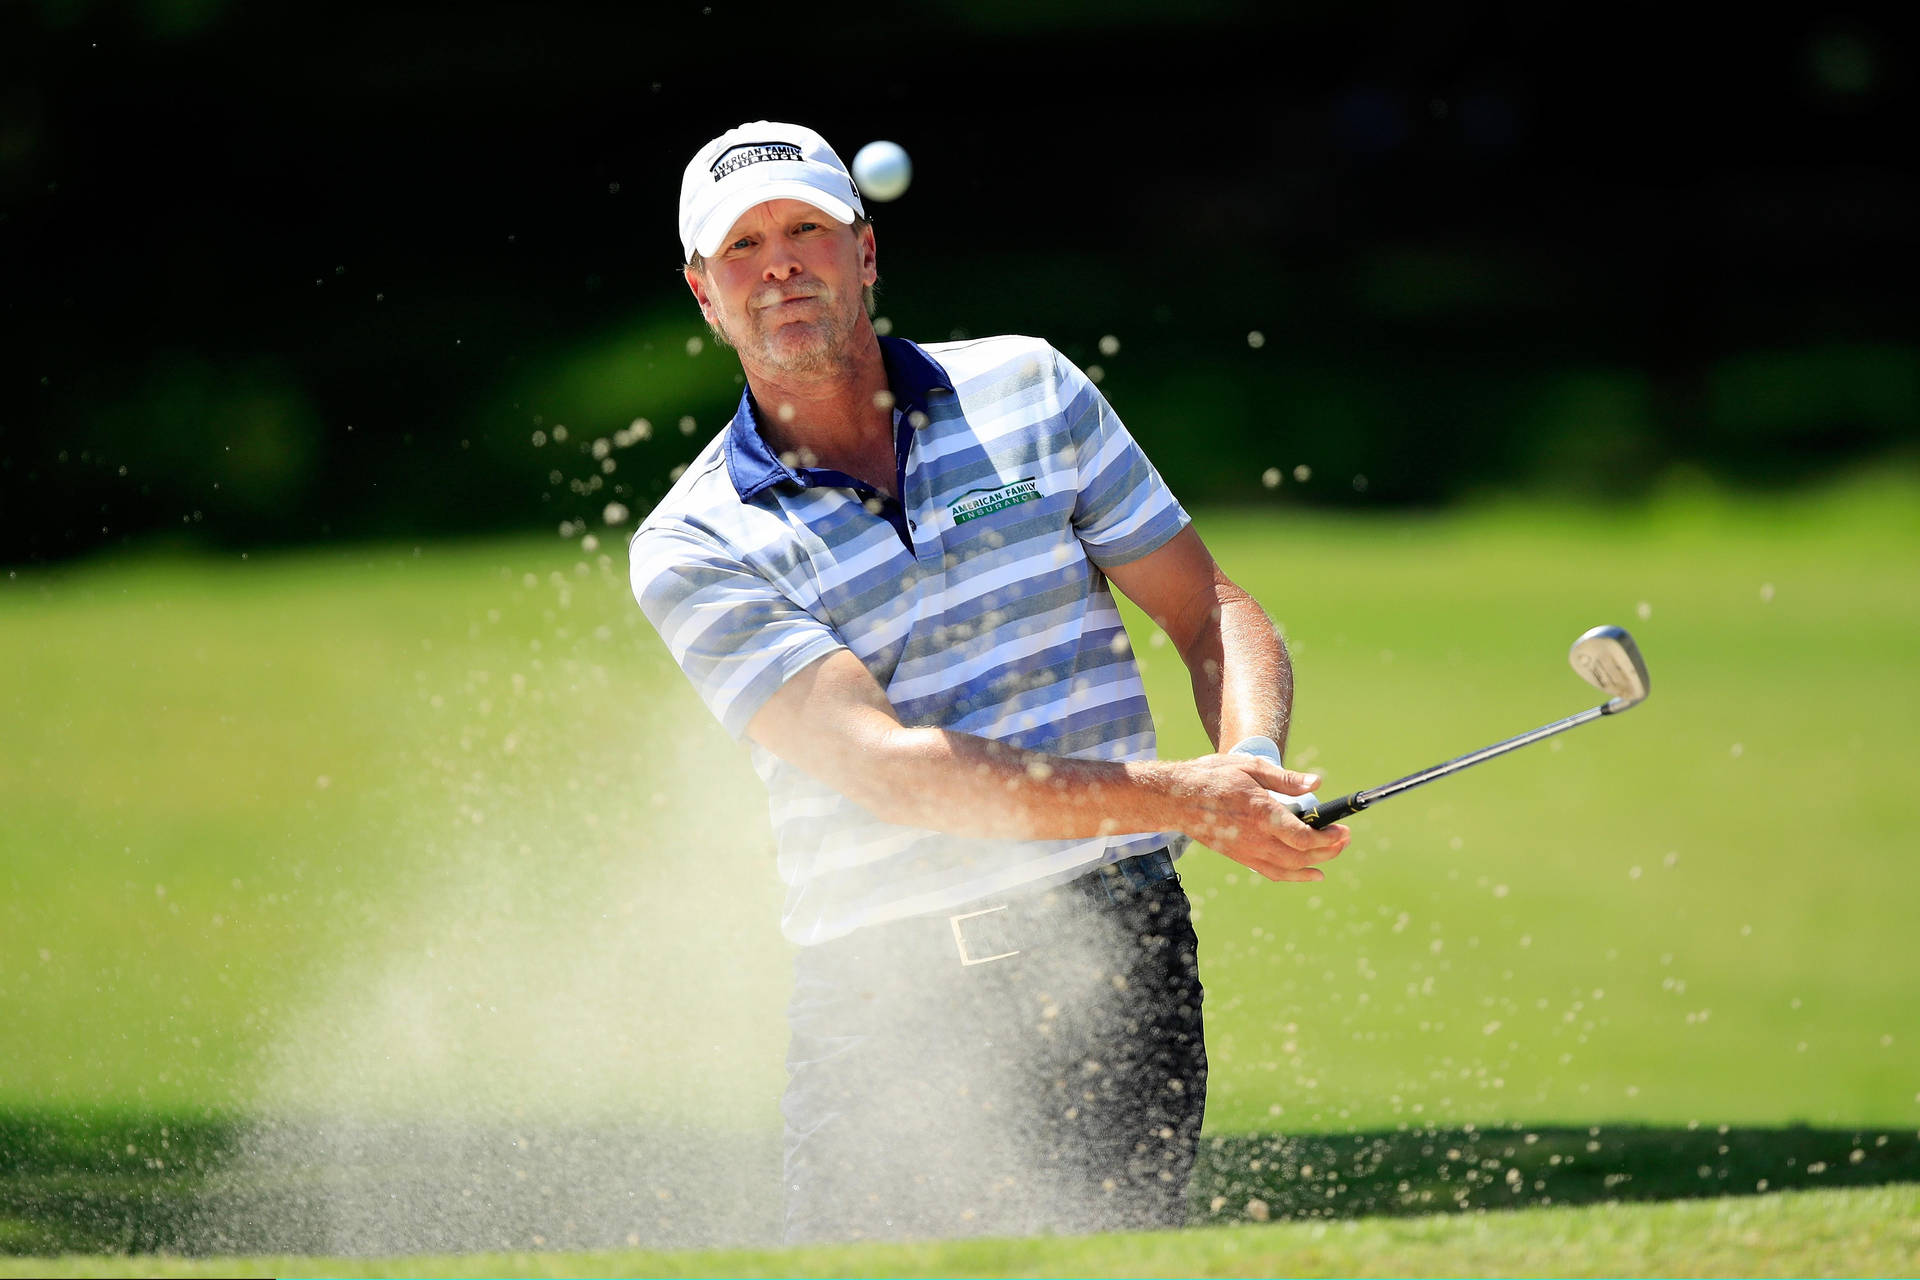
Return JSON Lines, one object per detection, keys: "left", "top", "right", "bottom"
{"left": 629, "top": 334, "right": 1192, "bottom": 945}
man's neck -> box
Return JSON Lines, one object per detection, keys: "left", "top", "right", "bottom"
{"left": 744, "top": 332, "right": 897, "bottom": 493}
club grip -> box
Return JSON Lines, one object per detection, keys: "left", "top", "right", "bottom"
{"left": 1299, "top": 791, "right": 1366, "bottom": 828}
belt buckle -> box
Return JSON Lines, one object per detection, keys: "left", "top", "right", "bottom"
{"left": 948, "top": 904, "right": 1020, "bottom": 966}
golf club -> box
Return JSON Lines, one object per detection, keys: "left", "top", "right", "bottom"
{"left": 1294, "top": 625, "right": 1650, "bottom": 829}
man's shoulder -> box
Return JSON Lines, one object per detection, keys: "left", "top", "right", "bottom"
{"left": 917, "top": 333, "right": 1064, "bottom": 392}
{"left": 630, "top": 433, "right": 738, "bottom": 550}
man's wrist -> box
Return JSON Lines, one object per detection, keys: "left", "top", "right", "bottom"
{"left": 1228, "top": 735, "right": 1283, "bottom": 765}
{"left": 1124, "top": 757, "right": 1187, "bottom": 833}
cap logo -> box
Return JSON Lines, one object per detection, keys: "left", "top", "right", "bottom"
{"left": 710, "top": 141, "right": 805, "bottom": 182}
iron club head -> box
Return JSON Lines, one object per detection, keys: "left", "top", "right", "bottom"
{"left": 1569, "top": 624, "right": 1651, "bottom": 711}
{"left": 1300, "top": 623, "right": 1657, "bottom": 825}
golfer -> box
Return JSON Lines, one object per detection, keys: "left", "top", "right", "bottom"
{"left": 629, "top": 121, "right": 1349, "bottom": 1242}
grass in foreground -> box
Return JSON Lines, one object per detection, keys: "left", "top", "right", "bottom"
{"left": 4, "top": 1110, "right": 1915, "bottom": 1257}
{"left": 3, "top": 1183, "right": 1916, "bottom": 1278}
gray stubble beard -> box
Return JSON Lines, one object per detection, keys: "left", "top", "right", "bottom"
{"left": 717, "top": 287, "right": 865, "bottom": 381}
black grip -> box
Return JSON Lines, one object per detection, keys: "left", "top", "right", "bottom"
{"left": 1299, "top": 791, "right": 1367, "bottom": 829}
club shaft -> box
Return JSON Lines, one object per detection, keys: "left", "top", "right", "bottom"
{"left": 1356, "top": 703, "right": 1611, "bottom": 807}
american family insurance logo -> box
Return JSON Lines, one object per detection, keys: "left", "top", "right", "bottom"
{"left": 950, "top": 477, "right": 1041, "bottom": 525}
{"left": 711, "top": 141, "right": 804, "bottom": 181}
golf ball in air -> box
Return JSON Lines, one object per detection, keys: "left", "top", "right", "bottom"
{"left": 852, "top": 140, "right": 912, "bottom": 202}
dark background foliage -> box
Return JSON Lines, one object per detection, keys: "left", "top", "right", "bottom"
{"left": 4, "top": 0, "right": 1914, "bottom": 564}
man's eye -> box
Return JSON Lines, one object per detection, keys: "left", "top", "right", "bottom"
{"left": 729, "top": 237, "right": 753, "bottom": 251}
{"left": 796, "top": 223, "right": 820, "bottom": 232}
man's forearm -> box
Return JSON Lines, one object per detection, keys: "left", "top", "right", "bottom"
{"left": 1179, "top": 585, "right": 1293, "bottom": 755}
{"left": 854, "top": 724, "right": 1184, "bottom": 839}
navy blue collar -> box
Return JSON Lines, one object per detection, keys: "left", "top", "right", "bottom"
{"left": 723, "top": 335, "right": 954, "bottom": 503}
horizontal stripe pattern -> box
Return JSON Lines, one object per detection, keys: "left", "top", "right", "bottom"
{"left": 629, "top": 335, "right": 1189, "bottom": 945}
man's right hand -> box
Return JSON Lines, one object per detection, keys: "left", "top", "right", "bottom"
{"left": 1158, "top": 754, "right": 1350, "bottom": 883}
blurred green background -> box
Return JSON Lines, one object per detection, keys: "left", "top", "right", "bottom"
{"left": 5, "top": 473, "right": 1916, "bottom": 1136}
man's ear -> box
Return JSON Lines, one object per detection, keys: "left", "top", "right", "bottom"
{"left": 684, "top": 264, "right": 712, "bottom": 318}
{"left": 857, "top": 224, "right": 878, "bottom": 288}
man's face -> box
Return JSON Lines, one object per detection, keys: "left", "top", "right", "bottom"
{"left": 686, "top": 198, "right": 877, "bottom": 377}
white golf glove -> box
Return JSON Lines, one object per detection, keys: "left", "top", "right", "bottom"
{"left": 1228, "top": 735, "right": 1318, "bottom": 817}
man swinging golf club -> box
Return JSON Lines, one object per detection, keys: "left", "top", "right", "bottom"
{"left": 628, "top": 120, "right": 1349, "bottom": 1243}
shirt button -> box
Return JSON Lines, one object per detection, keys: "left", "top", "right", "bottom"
{"left": 908, "top": 519, "right": 917, "bottom": 531}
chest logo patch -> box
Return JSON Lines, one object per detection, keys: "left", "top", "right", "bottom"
{"left": 949, "top": 476, "right": 1041, "bottom": 525}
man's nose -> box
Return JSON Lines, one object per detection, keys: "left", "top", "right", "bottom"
{"left": 762, "top": 248, "right": 803, "bottom": 281}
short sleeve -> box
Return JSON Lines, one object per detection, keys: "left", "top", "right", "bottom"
{"left": 1056, "top": 350, "right": 1191, "bottom": 568}
{"left": 629, "top": 525, "right": 848, "bottom": 740}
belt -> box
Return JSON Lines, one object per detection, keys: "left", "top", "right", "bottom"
{"left": 1079, "top": 845, "right": 1180, "bottom": 903}
{"left": 944, "top": 847, "right": 1178, "bottom": 967}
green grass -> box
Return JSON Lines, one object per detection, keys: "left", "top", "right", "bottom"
{"left": 0, "top": 540, "right": 790, "bottom": 1118}
{"left": 3, "top": 1184, "right": 1916, "bottom": 1277}
{"left": 2, "top": 1109, "right": 1912, "bottom": 1257}
{"left": 3, "top": 470, "right": 1918, "bottom": 1263}
{"left": 1143, "top": 470, "right": 1920, "bottom": 1134}
{"left": 2, "top": 472, "right": 1916, "bottom": 1125}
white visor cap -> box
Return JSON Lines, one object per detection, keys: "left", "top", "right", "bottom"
{"left": 679, "top": 121, "right": 866, "bottom": 262}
